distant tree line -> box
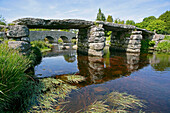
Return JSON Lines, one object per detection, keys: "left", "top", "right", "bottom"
{"left": 96, "top": 8, "right": 170, "bottom": 34}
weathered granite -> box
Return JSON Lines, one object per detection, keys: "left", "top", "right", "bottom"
{"left": 13, "top": 18, "right": 154, "bottom": 35}
{"left": 8, "top": 41, "right": 31, "bottom": 54}
{"left": 127, "top": 31, "right": 142, "bottom": 53}
{"left": 7, "top": 25, "right": 29, "bottom": 38}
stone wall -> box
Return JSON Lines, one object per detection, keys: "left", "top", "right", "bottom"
{"left": 110, "top": 31, "right": 131, "bottom": 51}
{"left": 6, "top": 25, "right": 31, "bottom": 55}
{"left": 77, "top": 25, "right": 106, "bottom": 56}
{"left": 127, "top": 31, "right": 142, "bottom": 53}
{"left": 29, "top": 31, "right": 76, "bottom": 43}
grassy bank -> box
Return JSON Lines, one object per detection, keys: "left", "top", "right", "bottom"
{"left": 156, "top": 35, "right": 170, "bottom": 53}
{"left": 0, "top": 43, "right": 42, "bottom": 112}
{"left": 31, "top": 40, "right": 52, "bottom": 52}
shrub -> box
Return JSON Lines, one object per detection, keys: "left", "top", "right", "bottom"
{"left": 141, "top": 39, "right": 150, "bottom": 50}
{"left": 149, "top": 40, "right": 155, "bottom": 47}
{"left": 29, "top": 46, "right": 42, "bottom": 66}
{"left": 164, "top": 35, "right": 170, "bottom": 41}
{"left": 0, "top": 44, "right": 30, "bottom": 110}
{"left": 156, "top": 41, "right": 170, "bottom": 52}
{"left": 31, "top": 40, "right": 52, "bottom": 51}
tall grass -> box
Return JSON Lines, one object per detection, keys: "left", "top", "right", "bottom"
{"left": 0, "top": 44, "right": 31, "bottom": 110}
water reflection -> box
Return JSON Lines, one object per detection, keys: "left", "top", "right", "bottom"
{"left": 35, "top": 47, "right": 170, "bottom": 112}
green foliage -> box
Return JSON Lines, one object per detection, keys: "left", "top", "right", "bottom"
{"left": 71, "top": 39, "right": 77, "bottom": 44}
{"left": 96, "top": 8, "right": 106, "bottom": 21}
{"left": 0, "top": 15, "right": 6, "bottom": 25}
{"left": 126, "top": 20, "right": 135, "bottom": 25}
{"left": 143, "top": 16, "right": 156, "bottom": 22}
{"left": 31, "top": 40, "right": 52, "bottom": 51}
{"left": 29, "top": 46, "right": 42, "bottom": 66}
{"left": 8, "top": 23, "right": 15, "bottom": 26}
{"left": 156, "top": 41, "right": 170, "bottom": 52}
{"left": 141, "top": 39, "right": 150, "bottom": 51}
{"left": 0, "top": 44, "right": 30, "bottom": 110}
{"left": 58, "top": 37, "right": 63, "bottom": 44}
{"left": 29, "top": 29, "right": 50, "bottom": 31}
{"left": 164, "top": 35, "right": 170, "bottom": 40}
{"left": 149, "top": 41, "right": 155, "bottom": 47}
{"left": 158, "top": 11, "right": 170, "bottom": 34}
{"left": 106, "top": 15, "right": 113, "bottom": 22}
{"left": 146, "top": 20, "right": 166, "bottom": 34}
{"left": 114, "top": 18, "right": 124, "bottom": 24}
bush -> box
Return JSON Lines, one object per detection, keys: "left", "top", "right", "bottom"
{"left": 29, "top": 46, "right": 42, "bottom": 66}
{"left": 141, "top": 39, "right": 150, "bottom": 50}
{"left": 31, "top": 40, "right": 52, "bottom": 51}
{"left": 149, "top": 40, "right": 155, "bottom": 47}
{"left": 164, "top": 35, "right": 170, "bottom": 41}
{"left": 0, "top": 44, "right": 30, "bottom": 110}
{"left": 156, "top": 41, "right": 170, "bottom": 52}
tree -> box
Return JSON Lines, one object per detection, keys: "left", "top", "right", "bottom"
{"left": 143, "top": 16, "right": 156, "bottom": 22}
{"left": 158, "top": 11, "right": 170, "bottom": 34}
{"left": 106, "top": 15, "right": 113, "bottom": 22}
{"left": 146, "top": 20, "right": 166, "bottom": 34}
{"left": 114, "top": 18, "right": 124, "bottom": 24}
{"left": 96, "top": 8, "right": 106, "bottom": 21}
{"left": 0, "top": 15, "right": 6, "bottom": 25}
{"left": 126, "top": 20, "right": 135, "bottom": 25}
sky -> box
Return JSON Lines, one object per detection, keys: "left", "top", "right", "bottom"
{"left": 0, "top": 0, "right": 169, "bottom": 23}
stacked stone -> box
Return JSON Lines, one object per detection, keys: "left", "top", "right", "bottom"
{"left": 126, "top": 53, "right": 140, "bottom": 71}
{"left": 88, "top": 25, "right": 106, "bottom": 56}
{"left": 6, "top": 25, "right": 31, "bottom": 55}
{"left": 110, "top": 32, "right": 130, "bottom": 51}
{"left": 77, "top": 29, "right": 89, "bottom": 54}
{"left": 127, "top": 31, "right": 142, "bottom": 53}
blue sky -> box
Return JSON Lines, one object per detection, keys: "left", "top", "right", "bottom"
{"left": 0, "top": 0, "right": 169, "bottom": 23}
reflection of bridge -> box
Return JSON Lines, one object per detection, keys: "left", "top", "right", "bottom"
{"left": 56, "top": 51, "right": 149, "bottom": 87}
{"left": 29, "top": 31, "right": 76, "bottom": 43}
{"left": 10, "top": 18, "right": 154, "bottom": 56}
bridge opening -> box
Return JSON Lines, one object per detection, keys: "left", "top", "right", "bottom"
{"left": 45, "top": 36, "right": 55, "bottom": 43}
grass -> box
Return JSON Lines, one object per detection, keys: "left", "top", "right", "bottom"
{"left": 84, "top": 91, "right": 145, "bottom": 113}
{"left": 0, "top": 44, "right": 31, "bottom": 112}
{"left": 31, "top": 40, "right": 52, "bottom": 52}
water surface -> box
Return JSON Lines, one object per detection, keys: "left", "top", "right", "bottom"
{"left": 35, "top": 48, "right": 170, "bottom": 113}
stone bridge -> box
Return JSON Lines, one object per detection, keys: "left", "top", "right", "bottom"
{"left": 29, "top": 31, "right": 76, "bottom": 43}
{"left": 6, "top": 18, "right": 154, "bottom": 56}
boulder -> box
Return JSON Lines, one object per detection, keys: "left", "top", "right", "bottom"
{"left": 8, "top": 41, "right": 31, "bottom": 52}
{"left": 7, "top": 25, "right": 29, "bottom": 38}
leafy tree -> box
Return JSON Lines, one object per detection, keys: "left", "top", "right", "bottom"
{"left": 106, "top": 15, "right": 113, "bottom": 22}
{"left": 143, "top": 16, "right": 156, "bottom": 22}
{"left": 0, "top": 15, "right": 6, "bottom": 25}
{"left": 146, "top": 20, "right": 166, "bottom": 34}
{"left": 126, "top": 20, "right": 135, "bottom": 25}
{"left": 114, "top": 18, "right": 124, "bottom": 24}
{"left": 158, "top": 11, "right": 170, "bottom": 34}
{"left": 96, "top": 8, "right": 106, "bottom": 21}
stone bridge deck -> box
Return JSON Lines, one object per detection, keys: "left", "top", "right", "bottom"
{"left": 7, "top": 18, "right": 156, "bottom": 56}
{"left": 13, "top": 18, "right": 153, "bottom": 35}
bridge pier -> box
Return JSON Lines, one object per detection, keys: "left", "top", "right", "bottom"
{"left": 77, "top": 25, "right": 106, "bottom": 56}
{"left": 110, "top": 31, "right": 142, "bottom": 53}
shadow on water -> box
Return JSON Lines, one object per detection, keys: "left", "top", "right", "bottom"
{"left": 34, "top": 46, "right": 170, "bottom": 113}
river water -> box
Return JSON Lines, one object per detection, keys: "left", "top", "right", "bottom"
{"left": 35, "top": 47, "right": 170, "bottom": 113}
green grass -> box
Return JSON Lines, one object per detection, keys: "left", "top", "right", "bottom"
{"left": 0, "top": 44, "right": 31, "bottom": 111}
{"left": 31, "top": 40, "right": 52, "bottom": 52}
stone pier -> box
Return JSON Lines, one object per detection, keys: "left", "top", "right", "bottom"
{"left": 78, "top": 25, "right": 106, "bottom": 56}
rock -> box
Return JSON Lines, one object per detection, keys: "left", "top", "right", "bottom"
{"left": 8, "top": 41, "right": 31, "bottom": 52}
{"left": 21, "top": 37, "right": 30, "bottom": 42}
{"left": 7, "top": 25, "right": 29, "bottom": 38}
{"left": 89, "top": 43, "right": 105, "bottom": 50}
